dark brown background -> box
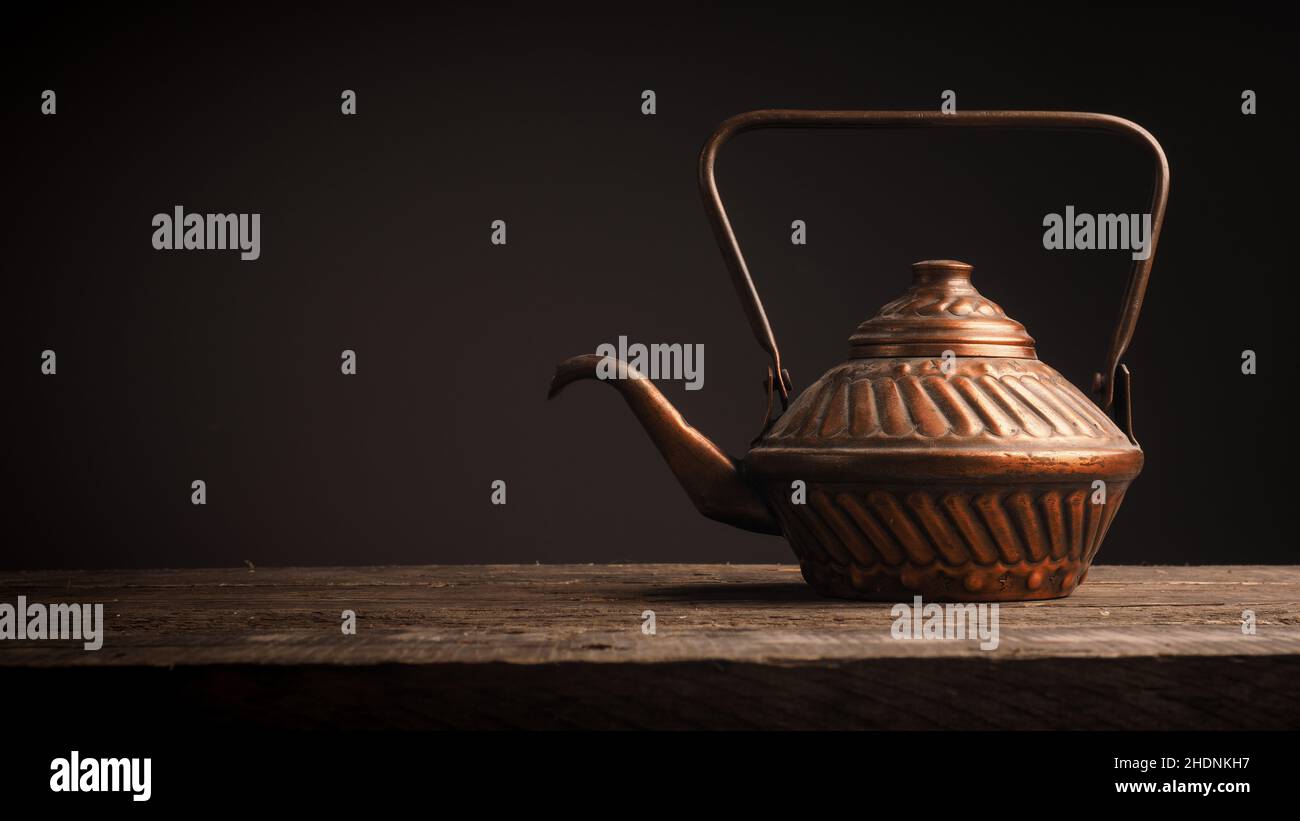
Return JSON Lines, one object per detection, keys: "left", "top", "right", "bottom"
{"left": 1, "top": 3, "right": 1287, "bottom": 569}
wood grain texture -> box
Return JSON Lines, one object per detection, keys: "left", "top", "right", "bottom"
{"left": 1, "top": 564, "right": 1298, "bottom": 729}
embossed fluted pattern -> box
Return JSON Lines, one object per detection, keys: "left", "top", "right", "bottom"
{"left": 765, "top": 482, "right": 1130, "bottom": 601}
{"left": 765, "top": 359, "right": 1128, "bottom": 447}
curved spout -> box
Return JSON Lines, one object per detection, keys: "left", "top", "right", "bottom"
{"left": 548, "top": 354, "right": 780, "bottom": 535}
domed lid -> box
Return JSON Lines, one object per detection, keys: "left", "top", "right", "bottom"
{"left": 748, "top": 258, "right": 1139, "bottom": 462}
{"left": 850, "top": 260, "right": 1035, "bottom": 359}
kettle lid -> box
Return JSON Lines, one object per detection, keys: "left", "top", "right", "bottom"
{"left": 850, "top": 260, "right": 1036, "bottom": 359}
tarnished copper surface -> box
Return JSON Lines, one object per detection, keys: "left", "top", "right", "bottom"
{"left": 550, "top": 109, "right": 1169, "bottom": 602}
{"left": 848, "top": 260, "right": 1036, "bottom": 358}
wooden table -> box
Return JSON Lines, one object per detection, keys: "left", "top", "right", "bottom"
{"left": 2, "top": 564, "right": 1298, "bottom": 730}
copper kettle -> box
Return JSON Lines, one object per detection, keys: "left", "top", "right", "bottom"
{"left": 549, "top": 110, "right": 1169, "bottom": 602}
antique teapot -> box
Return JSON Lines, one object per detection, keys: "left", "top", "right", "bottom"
{"left": 549, "top": 110, "right": 1168, "bottom": 602}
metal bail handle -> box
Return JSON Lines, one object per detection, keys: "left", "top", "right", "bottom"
{"left": 697, "top": 109, "right": 1171, "bottom": 426}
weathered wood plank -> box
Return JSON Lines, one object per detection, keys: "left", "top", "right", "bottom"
{"left": 1, "top": 564, "right": 1297, "bottom": 666}
{"left": 2, "top": 564, "right": 1298, "bottom": 729}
